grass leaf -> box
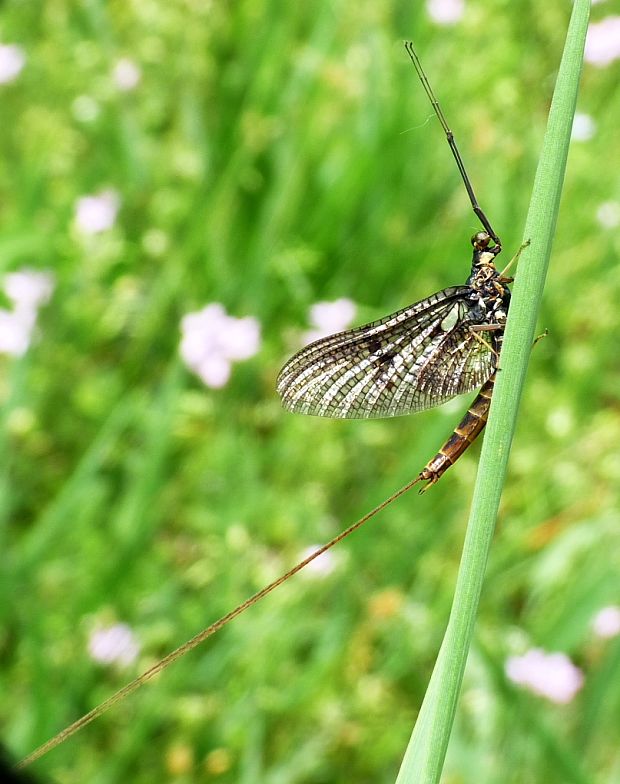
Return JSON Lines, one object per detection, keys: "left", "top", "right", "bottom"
{"left": 396, "top": 1, "right": 591, "bottom": 781}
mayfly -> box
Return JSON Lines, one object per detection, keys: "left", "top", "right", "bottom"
{"left": 17, "top": 44, "right": 519, "bottom": 771}
{"left": 277, "top": 42, "right": 514, "bottom": 491}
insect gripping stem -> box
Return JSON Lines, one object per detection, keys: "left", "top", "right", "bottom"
{"left": 19, "top": 43, "right": 514, "bottom": 772}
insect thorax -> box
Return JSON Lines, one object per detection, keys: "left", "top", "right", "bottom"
{"left": 465, "top": 252, "right": 511, "bottom": 330}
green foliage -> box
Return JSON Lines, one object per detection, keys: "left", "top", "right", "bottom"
{"left": 2, "top": 1, "right": 619, "bottom": 782}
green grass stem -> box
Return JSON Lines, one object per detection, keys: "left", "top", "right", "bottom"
{"left": 396, "top": 1, "right": 591, "bottom": 781}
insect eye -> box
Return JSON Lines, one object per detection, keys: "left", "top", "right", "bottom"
{"left": 471, "top": 231, "right": 490, "bottom": 250}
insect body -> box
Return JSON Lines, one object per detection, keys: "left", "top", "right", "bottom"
{"left": 277, "top": 232, "right": 511, "bottom": 489}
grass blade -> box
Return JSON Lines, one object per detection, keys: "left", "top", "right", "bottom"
{"left": 396, "top": 1, "right": 591, "bottom": 781}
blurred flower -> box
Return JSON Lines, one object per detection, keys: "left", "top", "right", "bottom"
{"left": 585, "top": 17, "right": 620, "bottom": 67}
{"left": 0, "top": 43, "right": 25, "bottom": 84}
{"left": 571, "top": 112, "right": 597, "bottom": 142}
{"left": 4, "top": 270, "right": 54, "bottom": 311}
{"left": 505, "top": 648, "right": 583, "bottom": 704}
{"left": 194, "top": 353, "right": 231, "bottom": 388}
{"left": 303, "top": 298, "right": 356, "bottom": 345}
{"left": 88, "top": 623, "right": 140, "bottom": 667}
{"left": 367, "top": 587, "right": 405, "bottom": 619}
{"left": 298, "top": 545, "right": 338, "bottom": 578}
{"left": 592, "top": 606, "right": 620, "bottom": 639}
{"left": 596, "top": 200, "right": 620, "bottom": 229}
{"left": 166, "top": 742, "right": 194, "bottom": 776}
{"left": 204, "top": 748, "right": 232, "bottom": 776}
{"left": 113, "top": 58, "right": 141, "bottom": 91}
{"left": 426, "top": 0, "right": 465, "bottom": 25}
{"left": 180, "top": 303, "right": 261, "bottom": 388}
{"left": 75, "top": 189, "right": 120, "bottom": 234}
{"left": 0, "top": 309, "right": 35, "bottom": 357}
{"left": 0, "top": 269, "right": 54, "bottom": 357}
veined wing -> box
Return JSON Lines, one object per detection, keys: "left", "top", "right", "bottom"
{"left": 276, "top": 285, "right": 497, "bottom": 419}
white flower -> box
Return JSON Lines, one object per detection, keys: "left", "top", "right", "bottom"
{"left": 180, "top": 303, "right": 261, "bottom": 388}
{"left": 571, "top": 112, "right": 597, "bottom": 142}
{"left": 426, "top": 0, "right": 465, "bottom": 25}
{"left": 88, "top": 623, "right": 140, "bottom": 667}
{"left": 592, "top": 606, "right": 620, "bottom": 639}
{"left": 0, "top": 269, "right": 54, "bottom": 357}
{"left": 0, "top": 44, "right": 25, "bottom": 84}
{"left": 505, "top": 648, "right": 584, "bottom": 704}
{"left": 585, "top": 17, "right": 620, "bottom": 67}
{"left": 0, "top": 308, "right": 35, "bottom": 357}
{"left": 75, "top": 189, "right": 120, "bottom": 234}
{"left": 113, "top": 58, "right": 141, "bottom": 91}
{"left": 4, "top": 270, "right": 54, "bottom": 311}
{"left": 596, "top": 201, "right": 620, "bottom": 229}
{"left": 298, "top": 545, "right": 338, "bottom": 578}
{"left": 302, "top": 298, "right": 356, "bottom": 345}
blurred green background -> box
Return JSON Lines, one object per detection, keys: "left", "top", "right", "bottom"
{"left": 2, "top": 0, "right": 620, "bottom": 782}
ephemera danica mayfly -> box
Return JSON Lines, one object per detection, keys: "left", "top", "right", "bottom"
{"left": 277, "top": 41, "right": 515, "bottom": 491}
{"left": 18, "top": 43, "right": 519, "bottom": 770}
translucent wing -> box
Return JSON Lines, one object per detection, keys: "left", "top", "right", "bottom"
{"left": 277, "top": 286, "right": 497, "bottom": 419}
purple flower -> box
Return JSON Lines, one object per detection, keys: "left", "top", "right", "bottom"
{"left": 585, "top": 17, "right": 620, "bottom": 67}
{"left": 75, "top": 189, "right": 120, "bottom": 234}
{"left": 88, "top": 623, "right": 140, "bottom": 667}
{"left": 0, "top": 44, "right": 25, "bottom": 84}
{"left": 592, "top": 606, "right": 620, "bottom": 639}
{"left": 505, "top": 648, "right": 584, "bottom": 704}
{"left": 180, "top": 303, "right": 261, "bottom": 388}
{"left": 302, "top": 298, "right": 356, "bottom": 345}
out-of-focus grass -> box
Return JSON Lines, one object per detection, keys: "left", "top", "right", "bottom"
{"left": 1, "top": 1, "right": 619, "bottom": 782}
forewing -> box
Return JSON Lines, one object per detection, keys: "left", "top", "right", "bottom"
{"left": 277, "top": 286, "right": 496, "bottom": 419}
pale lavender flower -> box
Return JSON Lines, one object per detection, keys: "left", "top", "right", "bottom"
{"left": 180, "top": 303, "right": 261, "bottom": 388}
{"left": 216, "top": 314, "right": 261, "bottom": 361}
{"left": 426, "top": 0, "right": 465, "bottom": 25}
{"left": 88, "top": 623, "right": 140, "bottom": 667}
{"left": 585, "top": 17, "right": 620, "bottom": 67}
{"left": 571, "top": 112, "right": 597, "bottom": 142}
{"left": 4, "top": 270, "right": 54, "bottom": 311}
{"left": 596, "top": 201, "right": 620, "bottom": 229}
{"left": 505, "top": 648, "right": 584, "bottom": 704}
{"left": 75, "top": 189, "right": 120, "bottom": 234}
{"left": 302, "top": 298, "right": 356, "bottom": 345}
{"left": 298, "top": 545, "right": 338, "bottom": 578}
{"left": 113, "top": 58, "right": 141, "bottom": 91}
{"left": 194, "top": 353, "right": 231, "bottom": 388}
{"left": 0, "top": 308, "right": 35, "bottom": 357}
{"left": 180, "top": 303, "right": 228, "bottom": 367}
{"left": 0, "top": 44, "right": 25, "bottom": 84}
{"left": 592, "top": 606, "right": 620, "bottom": 639}
{"left": 0, "top": 269, "right": 54, "bottom": 357}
